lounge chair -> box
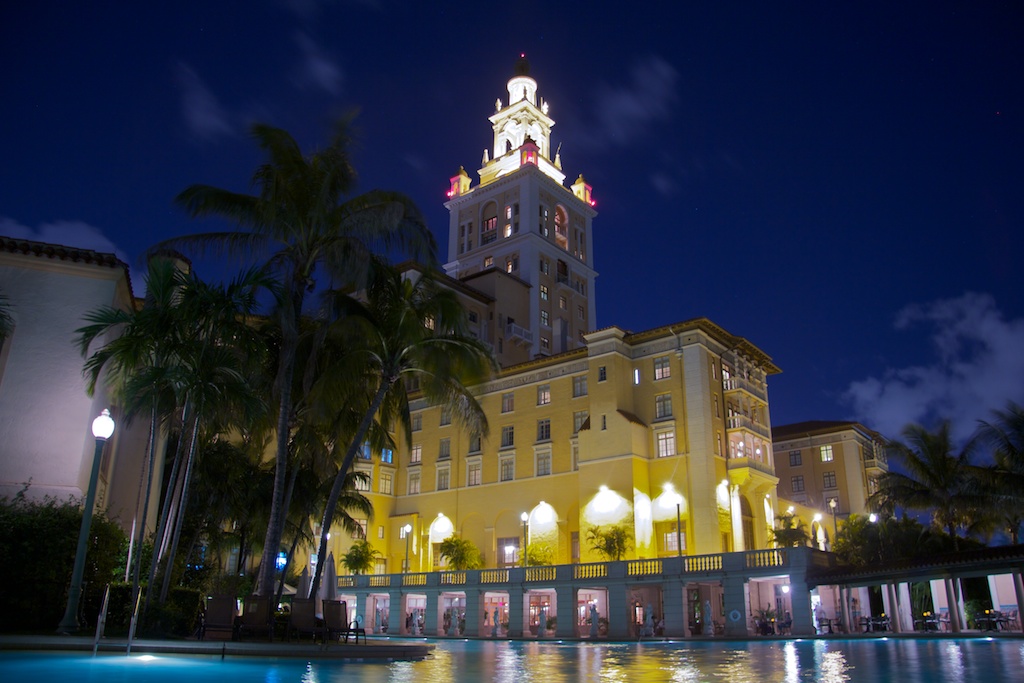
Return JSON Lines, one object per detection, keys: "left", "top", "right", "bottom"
{"left": 237, "top": 595, "right": 274, "bottom": 641}
{"left": 288, "top": 598, "right": 323, "bottom": 642}
{"left": 202, "top": 595, "right": 238, "bottom": 641}
{"left": 324, "top": 599, "right": 364, "bottom": 644}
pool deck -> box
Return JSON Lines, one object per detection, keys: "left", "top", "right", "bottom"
{"left": 2, "top": 630, "right": 1021, "bottom": 661}
{"left": 0, "top": 634, "right": 434, "bottom": 660}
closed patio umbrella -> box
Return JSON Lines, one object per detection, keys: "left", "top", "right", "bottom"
{"left": 297, "top": 566, "right": 310, "bottom": 599}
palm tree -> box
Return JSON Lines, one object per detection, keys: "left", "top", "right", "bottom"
{"left": 769, "top": 512, "right": 810, "bottom": 548}
{"left": 586, "top": 526, "right": 631, "bottom": 562}
{"left": 340, "top": 539, "right": 382, "bottom": 575}
{"left": 977, "top": 401, "right": 1024, "bottom": 543}
{"left": 439, "top": 536, "right": 483, "bottom": 570}
{"left": 306, "top": 264, "right": 494, "bottom": 598}
{"left": 76, "top": 258, "right": 190, "bottom": 621}
{"left": 868, "top": 421, "right": 988, "bottom": 550}
{"left": 161, "top": 119, "right": 436, "bottom": 596}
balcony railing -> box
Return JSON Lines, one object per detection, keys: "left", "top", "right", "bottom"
{"left": 725, "top": 415, "right": 771, "bottom": 439}
{"left": 506, "top": 322, "right": 533, "bottom": 344}
{"left": 723, "top": 377, "right": 767, "bottom": 402}
{"left": 727, "top": 456, "right": 775, "bottom": 477}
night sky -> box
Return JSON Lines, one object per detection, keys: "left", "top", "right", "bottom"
{"left": 3, "top": 2, "right": 1022, "bottom": 443}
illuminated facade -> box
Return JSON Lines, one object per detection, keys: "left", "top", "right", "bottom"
{"left": 0, "top": 237, "right": 153, "bottom": 531}
{"left": 771, "top": 420, "right": 889, "bottom": 546}
{"left": 315, "top": 60, "right": 782, "bottom": 580}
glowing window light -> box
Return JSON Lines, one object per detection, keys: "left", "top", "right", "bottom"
{"left": 429, "top": 513, "right": 454, "bottom": 543}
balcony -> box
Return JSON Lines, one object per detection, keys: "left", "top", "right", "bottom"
{"left": 723, "top": 377, "right": 767, "bottom": 403}
{"left": 725, "top": 414, "right": 771, "bottom": 440}
{"left": 506, "top": 322, "right": 533, "bottom": 345}
{"left": 726, "top": 456, "right": 775, "bottom": 477}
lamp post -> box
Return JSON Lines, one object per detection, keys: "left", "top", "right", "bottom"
{"left": 58, "top": 409, "right": 115, "bottom": 633}
{"left": 828, "top": 498, "right": 839, "bottom": 538}
{"left": 521, "top": 512, "right": 529, "bottom": 568}
{"left": 402, "top": 524, "right": 413, "bottom": 573}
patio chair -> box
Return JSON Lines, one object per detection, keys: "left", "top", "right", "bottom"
{"left": 237, "top": 595, "right": 274, "bottom": 641}
{"left": 324, "top": 599, "right": 364, "bottom": 644}
{"left": 202, "top": 595, "right": 238, "bottom": 641}
{"left": 288, "top": 598, "right": 324, "bottom": 643}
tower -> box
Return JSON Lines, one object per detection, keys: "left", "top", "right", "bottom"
{"left": 444, "top": 55, "right": 598, "bottom": 364}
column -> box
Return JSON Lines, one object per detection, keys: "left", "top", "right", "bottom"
{"left": 1013, "top": 570, "right": 1024, "bottom": 632}
{"left": 463, "top": 589, "right": 482, "bottom": 637}
{"left": 787, "top": 578, "right": 814, "bottom": 637}
{"left": 607, "top": 585, "right": 631, "bottom": 640}
{"left": 898, "top": 583, "right": 913, "bottom": 633}
{"left": 885, "top": 583, "right": 901, "bottom": 633}
{"left": 556, "top": 587, "right": 577, "bottom": 638}
{"left": 424, "top": 590, "right": 440, "bottom": 636}
{"left": 661, "top": 581, "right": 685, "bottom": 637}
{"left": 840, "top": 586, "right": 852, "bottom": 634}
{"left": 722, "top": 576, "right": 750, "bottom": 637}
{"left": 398, "top": 593, "right": 413, "bottom": 635}
{"left": 944, "top": 578, "right": 962, "bottom": 633}
{"left": 507, "top": 589, "right": 525, "bottom": 638}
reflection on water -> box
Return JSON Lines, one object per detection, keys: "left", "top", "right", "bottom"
{"left": 2, "top": 639, "right": 1024, "bottom": 683}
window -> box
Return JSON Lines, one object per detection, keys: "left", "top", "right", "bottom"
{"left": 501, "top": 425, "right": 515, "bottom": 448}
{"left": 505, "top": 256, "right": 518, "bottom": 273}
{"left": 379, "top": 472, "right": 392, "bottom": 495}
{"left": 537, "top": 384, "right": 551, "bottom": 405}
{"left": 440, "top": 406, "right": 451, "bottom": 426}
{"left": 598, "top": 366, "right": 607, "bottom": 382}
{"left": 633, "top": 369, "right": 641, "bottom": 385}
{"left": 540, "top": 284, "right": 549, "bottom": 301}
{"left": 572, "top": 375, "right": 588, "bottom": 397}
{"left": 789, "top": 450, "right": 802, "bottom": 466}
{"left": 499, "top": 537, "right": 519, "bottom": 566}
{"left": 655, "top": 394, "right": 673, "bottom": 419}
{"left": 577, "top": 304, "right": 585, "bottom": 320}
{"left": 381, "top": 448, "right": 393, "bottom": 464}
{"left": 500, "top": 456, "right": 515, "bottom": 481}
{"left": 354, "top": 471, "right": 371, "bottom": 491}
{"left": 654, "top": 356, "right": 671, "bottom": 380}
{"left": 820, "top": 445, "right": 834, "bottom": 462}
{"left": 437, "top": 466, "right": 450, "bottom": 491}
{"left": 540, "top": 336, "right": 550, "bottom": 350}
{"left": 716, "top": 432, "right": 723, "bottom": 455}
{"left": 410, "top": 444, "right": 422, "bottom": 464}
{"left": 484, "top": 256, "right": 494, "bottom": 268}
{"left": 467, "top": 461, "right": 482, "bottom": 486}
{"left": 501, "top": 392, "right": 514, "bottom": 413}
{"left": 355, "top": 518, "right": 368, "bottom": 539}
{"left": 540, "top": 258, "right": 549, "bottom": 275}
{"left": 359, "top": 442, "right": 372, "bottom": 460}
{"left": 573, "top": 410, "right": 589, "bottom": 434}
{"left": 537, "top": 419, "right": 551, "bottom": 441}
{"left": 559, "top": 296, "right": 567, "bottom": 310}
{"left": 541, "top": 310, "right": 549, "bottom": 326}
{"left": 714, "top": 395, "right": 720, "bottom": 417}
{"left": 664, "top": 529, "right": 686, "bottom": 552}
{"left": 791, "top": 475, "right": 805, "bottom": 493}
{"left": 656, "top": 431, "right": 676, "bottom": 458}
{"left": 536, "top": 451, "right": 551, "bottom": 476}
{"left": 408, "top": 471, "right": 420, "bottom": 494}
{"left": 469, "top": 434, "right": 481, "bottom": 453}
{"left": 601, "top": 415, "right": 607, "bottom": 430}
{"left": 412, "top": 414, "right": 422, "bottom": 432}
{"left": 823, "top": 471, "right": 837, "bottom": 489}
{"left": 438, "top": 438, "right": 451, "bottom": 460}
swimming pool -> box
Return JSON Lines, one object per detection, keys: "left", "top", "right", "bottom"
{"left": 3, "top": 638, "right": 1023, "bottom": 682}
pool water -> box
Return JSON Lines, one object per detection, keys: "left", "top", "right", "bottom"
{"left": 3, "top": 638, "right": 1023, "bottom": 682}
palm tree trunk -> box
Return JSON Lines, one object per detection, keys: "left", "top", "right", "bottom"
{"left": 309, "top": 375, "right": 393, "bottom": 599}
{"left": 256, "top": 288, "right": 304, "bottom": 596}
{"left": 273, "top": 458, "right": 302, "bottom": 607}
{"left": 143, "top": 399, "right": 192, "bottom": 615}
{"left": 129, "top": 398, "right": 162, "bottom": 639}
{"left": 159, "top": 410, "right": 203, "bottom": 603}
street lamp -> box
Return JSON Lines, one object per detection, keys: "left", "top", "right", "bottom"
{"left": 828, "top": 498, "right": 839, "bottom": 538}
{"left": 402, "top": 524, "right": 413, "bottom": 573}
{"left": 521, "top": 512, "right": 529, "bottom": 568}
{"left": 58, "top": 409, "right": 115, "bottom": 633}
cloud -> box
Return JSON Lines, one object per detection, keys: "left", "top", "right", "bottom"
{"left": 0, "top": 216, "right": 130, "bottom": 264}
{"left": 292, "top": 32, "right": 343, "bottom": 95}
{"left": 175, "top": 63, "right": 233, "bottom": 141}
{"left": 580, "top": 56, "right": 678, "bottom": 150}
{"left": 843, "top": 292, "right": 1024, "bottom": 443}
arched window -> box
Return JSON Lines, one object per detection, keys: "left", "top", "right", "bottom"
{"left": 554, "top": 206, "right": 568, "bottom": 250}
{"left": 481, "top": 202, "right": 498, "bottom": 245}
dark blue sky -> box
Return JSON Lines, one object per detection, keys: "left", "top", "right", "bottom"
{"left": 2, "top": 1, "right": 1022, "bottom": 441}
